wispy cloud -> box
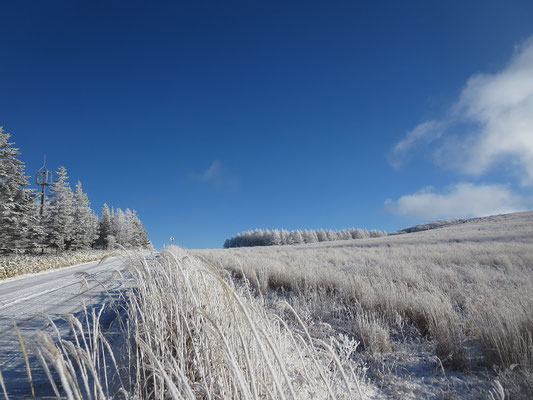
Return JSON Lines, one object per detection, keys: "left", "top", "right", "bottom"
{"left": 388, "top": 120, "right": 447, "bottom": 168}
{"left": 389, "top": 37, "right": 533, "bottom": 186}
{"left": 191, "top": 160, "right": 239, "bottom": 187}
{"left": 385, "top": 183, "right": 529, "bottom": 220}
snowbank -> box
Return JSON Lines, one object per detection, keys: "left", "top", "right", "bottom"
{"left": 0, "top": 250, "right": 119, "bottom": 280}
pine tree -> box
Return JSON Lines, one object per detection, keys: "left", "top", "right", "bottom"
{"left": 288, "top": 230, "right": 303, "bottom": 244}
{"left": 44, "top": 166, "right": 75, "bottom": 251}
{"left": 97, "top": 203, "right": 112, "bottom": 249}
{"left": 326, "top": 230, "right": 338, "bottom": 241}
{"left": 112, "top": 208, "right": 128, "bottom": 247}
{"left": 302, "top": 229, "right": 317, "bottom": 243}
{"left": 128, "top": 209, "right": 150, "bottom": 247}
{"left": 71, "top": 181, "right": 98, "bottom": 250}
{"left": 280, "top": 229, "right": 290, "bottom": 245}
{"left": 11, "top": 189, "right": 45, "bottom": 251}
{"left": 316, "top": 229, "right": 328, "bottom": 242}
{"left": 123, "top": 208, "right": 139, "bottom": 247}
{"left": 269, "top": 229, "right": 282, "bottom": 245}
{"left": 339, "top": 229, "right": 351, "bottom": 240}
{"left": 0, "top": 128, "right": 44, "bottom": 253}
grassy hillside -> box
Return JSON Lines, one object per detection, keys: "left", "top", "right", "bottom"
{"left": 195, "top": 211, "right": 533, "bottom": 399}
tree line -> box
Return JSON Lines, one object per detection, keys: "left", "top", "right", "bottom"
{"left": 0, "top": 127, "right": 150, "bottom": 254}
{"left": 224, "top": 227, "right": 387, "bottom": 248}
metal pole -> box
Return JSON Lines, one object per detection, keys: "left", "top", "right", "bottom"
{"left": 36, "top": 155, "right": 49, "bottom": 217}
{"left": 40, "top": 182, "right": 45, "bottom": 216}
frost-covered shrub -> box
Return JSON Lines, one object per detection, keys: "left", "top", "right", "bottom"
{"left": 352, "top": 310, "right": 392, "bottom": 354}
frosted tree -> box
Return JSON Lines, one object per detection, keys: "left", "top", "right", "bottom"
{"left": 44, "top": 166, "right": 75, "bottom": 251}
{"left": 302, "top": 229, "right": 317, "bottom": 243}
{"left": 280, "top": 229, "right": 290, "bottom": 245}
{"left": 288, "top": 230, "right": 303, "bottom": 244}
{"left": 71, "top": 181, "right": 98, "bottom": 250}
{"left": 11, "top": 189, "right": 45, "bottom": 251}
{"left": 0, "top": 128, "right": 44, "bottom": 253}
{"left": 339, "top": 229, "right": 351, "bottom": 240}
{"left": 326, "top": 230, "right": 338, "bottom": 241}
{"left": 222, "top": 226, "right": 387, "bottom": 248}
{"left": 369, "top": 229, "right": 387, "bottom": 238}
{"left": 97, "top": 203, "right": 112, "bottom": 249}
{"left": 112, "top": 208, "right": 130, "bottom": 247}
{"left": 316, "top": 229, "right": 328, "bottom": 242}
{"left": 269, "top": 229, "right": 282, "bottom": 245}
{"left": 103, "top": 207, "right": 150, "bottom": 249}
{"left": 128, "top": 209, "right": 150, "bottom": 247}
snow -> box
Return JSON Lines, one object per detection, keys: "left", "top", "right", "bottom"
{"left": 0, "top": 256, "right": 127, "bottom": 397}
{"left": 0, "top": 258, "right": 103, "bottom": 285}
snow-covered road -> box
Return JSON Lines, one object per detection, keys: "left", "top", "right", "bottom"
{"left": 0, "top": 255, "right": 129, "bottom": 397}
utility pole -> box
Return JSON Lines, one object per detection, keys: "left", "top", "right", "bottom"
{"left": 35, "top": 155, "right": 52, "bottom": 216}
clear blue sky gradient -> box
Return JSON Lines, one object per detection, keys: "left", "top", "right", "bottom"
{"left": 1, "top": 1, "right": 532, "bottom": 248}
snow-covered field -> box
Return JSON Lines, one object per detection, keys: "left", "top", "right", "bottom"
{"left": 195, "top": 211, "right": 533, "bottom": 399}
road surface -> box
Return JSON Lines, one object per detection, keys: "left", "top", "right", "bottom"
{"left": 0, "top": 256, "right": 129, "bottom": 398}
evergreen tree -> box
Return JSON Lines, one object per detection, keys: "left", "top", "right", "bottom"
{"left": 0, "top": 128, "right": 44, "bottom": 253}
{"left": 316, "top": 229, "right": 328, "bottom": 242}
{"left": 326, "top": 230, "right": 338, "bottom": 241}
{"left": 71, "top": 181, "right": 98, "bottom": 250}
{"left": 11, "top": 189, "right": 45, "bottom": 251}
{"left": 97, "top": 203, "right": 112, "bottom": 249}
{"left": 269, "top": 229, "right": 282, "bottom": 245}
{"left": 280, "top": 229, "right": 290, "bottom": 245}
{"left": 339, "top": 229, "right": 351, "bottom": 240}
{"left": 44, "top": 166, "right": 75, "bottom": 251}
{"left": 222, "top": 226, "right": 387, "bottom": 248}
{"left": 112, "top": 208, "right": 128, "bottom": 247}
{"left": 288, "top": 230, "right": 303, "bottom": 244}
{"left": 302, "top": 229, "right": 317, "bottom": 243}
{"left": 128, "top": 209, "right": 150, "bottom": 247}
{"left": 103, "top": 207, "right": 150, "bottom": 249}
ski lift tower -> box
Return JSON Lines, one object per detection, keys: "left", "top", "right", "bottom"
{"left": 35, "top": 155, "right": 52, "bottom": 216}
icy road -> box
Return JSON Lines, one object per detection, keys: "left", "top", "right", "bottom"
{"left": 0, "top": 256, "right": 128, "bottom": 397}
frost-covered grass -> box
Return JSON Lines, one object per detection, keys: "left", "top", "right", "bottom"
{"left": 0, "top": 250, "right": 119, "bottom": 280}
{"left": 27, "top": 248, "right": 375, "bottom": 399}
{"left": 195, "top": 211, "right": 533, "bottom": 399}
{"left": 15, "top": 212, "right": 533, "bottom": 398}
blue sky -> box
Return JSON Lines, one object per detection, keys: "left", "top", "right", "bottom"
{"left": 1, "top": 1, "right": 533, "bottom": 249}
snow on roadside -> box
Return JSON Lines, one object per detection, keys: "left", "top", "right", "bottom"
{"left": 0, "top": 250, "right": 119, "bottom": 281}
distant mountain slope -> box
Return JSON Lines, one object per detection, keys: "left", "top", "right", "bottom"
{"left": 394, "top": 210, "right": 533, "bottom": 235}
{"left": 393, "top": 218, "right": 467, "bottom": 234}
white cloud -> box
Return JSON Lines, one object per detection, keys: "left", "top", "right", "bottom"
{"left": 388, "top": 120, "right": 446, "bottom": 168}
{"left": 191, "top": 160, "right": 238, "bottom": 187}
{"left": 390, "top": 37, "right": 533, "bottom": 185}
{"left": 385, "top": 183, "right": 529, "bottom": 220}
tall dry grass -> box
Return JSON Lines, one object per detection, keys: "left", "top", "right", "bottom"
{"left": 195, "top": 212, "right": 533, "bottom": 379}
{"left": 25, "top": 247, "right": 373, "bottom": 399}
